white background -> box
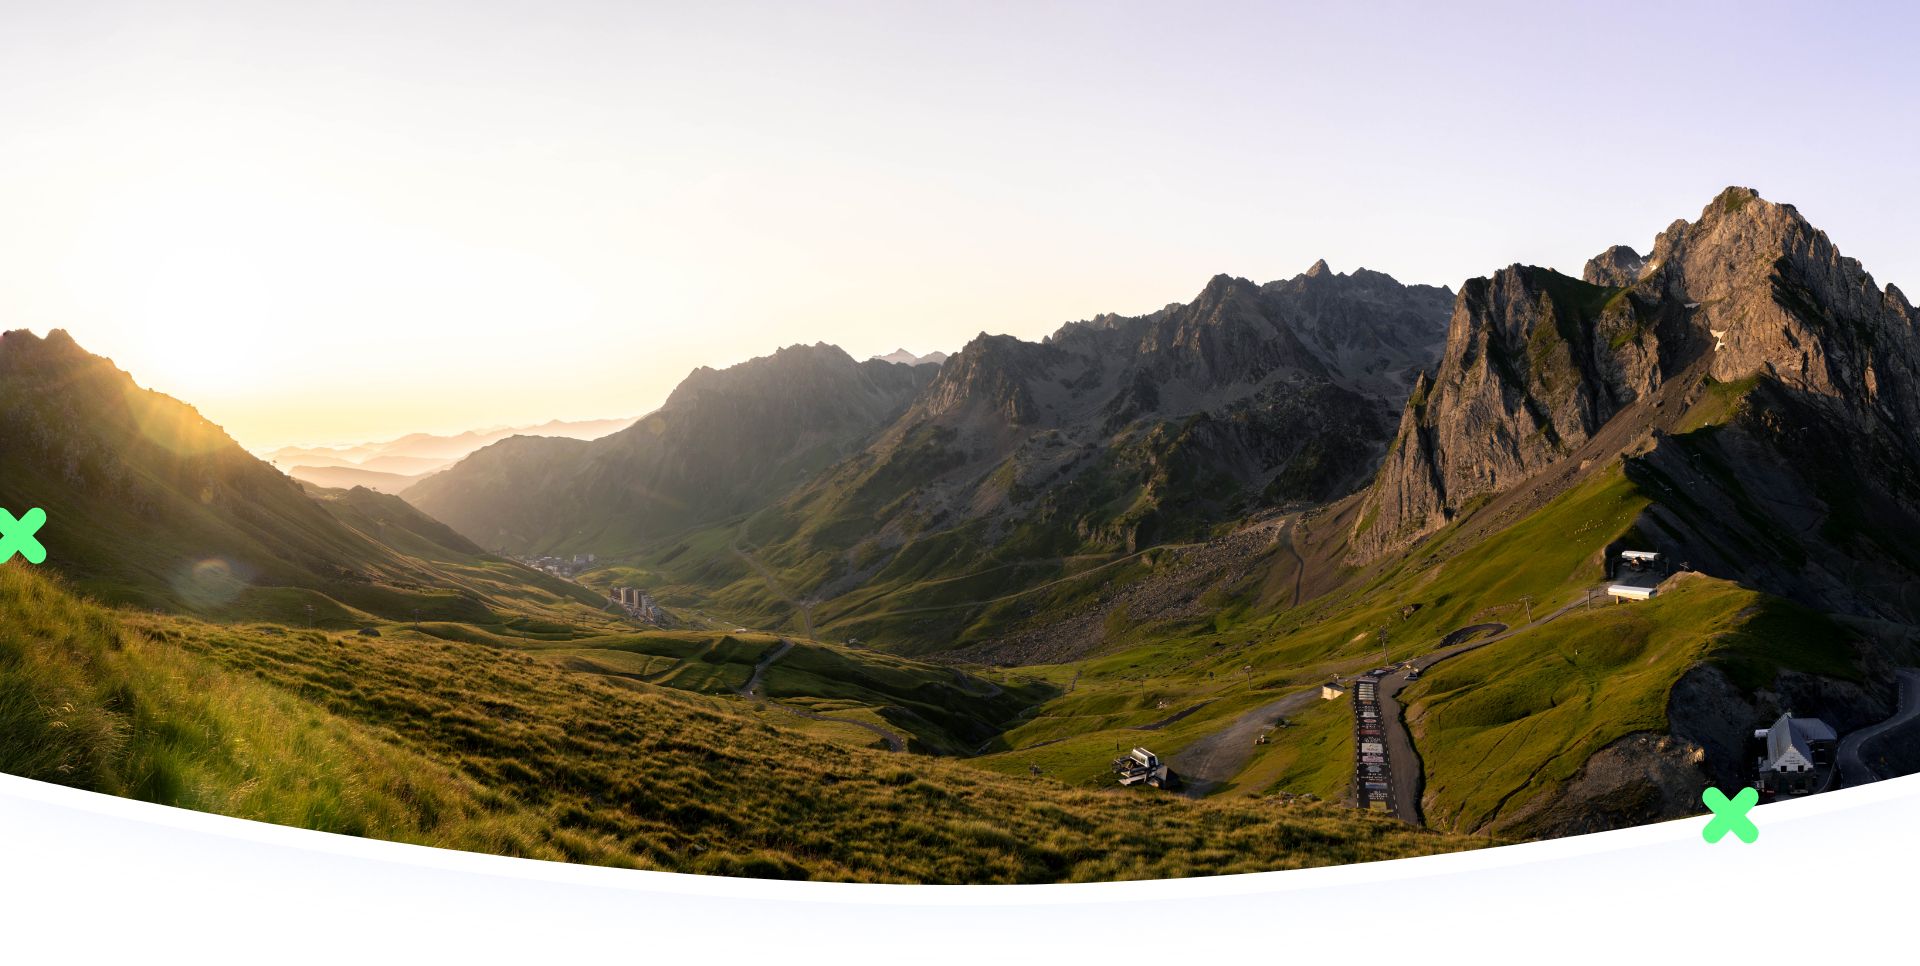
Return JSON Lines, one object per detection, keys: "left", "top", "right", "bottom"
{"left": 1, "top": 772, "right": 1906, "bottom": 963}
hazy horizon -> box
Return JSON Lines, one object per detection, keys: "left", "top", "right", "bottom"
{"left": 4, "top": 0, "right": 1916, "bottom": 452}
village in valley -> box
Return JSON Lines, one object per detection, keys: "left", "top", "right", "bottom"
{"left": 513, "top": 552, "right": 671, "bottom": 625}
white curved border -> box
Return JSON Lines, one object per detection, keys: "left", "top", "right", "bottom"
{"left": 2, "top": 771, "right": 1906, "bottom": 961}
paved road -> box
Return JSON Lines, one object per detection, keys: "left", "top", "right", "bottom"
{"left": 1371, "top": 590, "right": 1601, "bottom": 824}
{"left": 1169, "top": 687, "right": 1324, "bottom": 797}
{"left": 739, "top": 640, "right": 794, "bottom": 698}
{"left": 735, "top": 638, "right": 908, "bottom": 753}
{"left": 1835, "top": 668, "right": 1920, "bottom": 787}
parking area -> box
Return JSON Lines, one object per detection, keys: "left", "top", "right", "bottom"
{"left": 1351, "top": 675, "right": 1393, "bottom": 814}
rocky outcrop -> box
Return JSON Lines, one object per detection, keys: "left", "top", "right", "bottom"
{"left": 1582, "top": 245, "right": 1645, "bottom": 287}
{"left": 1501, "top": 660, "right": 1898, "bottom": 839}
{"left": 1353, "top": 187, "right": 1920, "bottom": 562}
{"left": 1352, "top": 264, "right": 1670, "bottom": 557}
{"left": 1495, "top": 732, "right": 1709, "bottom": 838}
{"left": 919, "top": 333, "right": 1057, "bottom": 427}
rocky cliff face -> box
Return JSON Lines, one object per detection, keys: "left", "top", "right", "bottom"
{"left": 1353, "top": 187, "right": 1920, "bottom": 563}
{"left": 406, "top": 344, "right": 936, "bottom": 553}
{"left": 764, "top": 265, "right": 1452, "bottom": 585}
{"left": 1653, "top": 189, "right": 1920, "bottom": 431}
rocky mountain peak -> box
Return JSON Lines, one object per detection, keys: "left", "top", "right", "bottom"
{"left": 1194, "top": 272, "right": 1260, "bottom": 305}
{"left": 664, "top": 342, "right": 858, "bottom": 410}
{"left": 2, "top": 328, "right": 91, "bottom": 368}
{"left": 919, "top": 332, "right": 1051, "bottom": 426}
{"left": 1351, "top": 186, "right": 1920, "bottom": 563}
{"left": 1305, "top": 258, "right": 1333, "bottom": 278}
{"left": 1633, "top": 186, "right": 1916, "bottom": 404}
{"left": 1582, "top": 245, "right": 1645, "bottom": 287}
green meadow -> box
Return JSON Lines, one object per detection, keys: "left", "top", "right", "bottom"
{"left": 2, "top": 562, "right": 1470, "bottom": 881}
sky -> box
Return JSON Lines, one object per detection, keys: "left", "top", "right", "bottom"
{"left": 1, "top": 0, "right": 1916, "bottom": 452}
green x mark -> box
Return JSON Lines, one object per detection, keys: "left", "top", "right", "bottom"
{"left": 1702, "top": 786, "right": 1759, "bottom": 844}
{"left": 0, "top": 507, "right": 47, "bottom": 565}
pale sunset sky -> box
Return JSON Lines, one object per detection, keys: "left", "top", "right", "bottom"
{"left": 1, "top": 1, "right": 1915, "bottom": 451}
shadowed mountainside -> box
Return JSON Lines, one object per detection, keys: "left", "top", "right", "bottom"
{"left": 406, "top": 343, "right": 939, "bottom": 555}
{"left": 711, "top": 265, "right": 1452, "bottom": 645}
{"left": 0, "top": 329, "right": 599, "bottom": 623}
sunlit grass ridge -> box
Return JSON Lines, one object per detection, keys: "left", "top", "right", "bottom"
{"left": 2, "top": 563, "right": 1469, "bottom": 881}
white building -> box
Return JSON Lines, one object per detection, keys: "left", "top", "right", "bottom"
{"left": 1755, "top": 712, "right": 1836, "bottom": 795}
{"left": 1608, "top": 550, "right": 1668, "bottom": 600}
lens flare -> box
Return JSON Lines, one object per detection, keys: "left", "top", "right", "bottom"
{"left": 171, "top": 557, "right": 247, "bottom": 610}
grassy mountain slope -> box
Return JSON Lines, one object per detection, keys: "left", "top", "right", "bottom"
{"left": 495, "top": 627, "right": 1051, "bottom": 754}
{"left": 959, "top": 463, "right": 1892, "bottom": 836}
{"left": 0, "top": 329, "right": 601, "bottom": 627}
{"left": 405, "top": 344, "right": 938, "bottom": 555}
{"left": 2, "top": 563, "right": 1466, "bottom": 881}
{"left": 1403, "top": 574, "right": 1860, "bottom": 833}
{"left": 963, "top": 464, "right": 1658, "bottom": 792}
{"left": 955, "top": 190, "right": 1920, "bottom": 838}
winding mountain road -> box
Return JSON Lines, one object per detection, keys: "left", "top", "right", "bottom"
{"left": 1835, "top": 668, "right": 1920, "bottom": 787}
{"left": 739, "top": 640, "right": 794, "bottom": 697}
{"left": 1284, "top": 516, "right": 1307, "bottom": 608}
{"left": 1371, "top": 590, "right": 1600, "bottom": 824}
{"left": 734, "top": 638, "right": 908, "bottom": 753}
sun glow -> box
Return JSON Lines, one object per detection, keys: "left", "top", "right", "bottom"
{"left": 46, "top": 155, "right": 608, "bottom": 449}
{"left": 70, "top": 175, "right": 375, "bottom": 398}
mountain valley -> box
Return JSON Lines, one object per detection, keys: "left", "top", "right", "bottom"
{"left": 6, "top": 187, "right": 1920, "bottom": 879}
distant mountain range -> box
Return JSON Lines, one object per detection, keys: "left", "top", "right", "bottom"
{"left": 282, "top": 463, "right": 428, "bottom": 495}
{"left": 268, "top": 416, "right": 637, "bottom": 493}
{"left": 412, "top": 264, "right": 1451, "bottom": 597}
{"left": 872, "top": 348, "right": 949, "bottom": 367}
{"left": 747, "top": 262, "right": 1453, "bottom": 608}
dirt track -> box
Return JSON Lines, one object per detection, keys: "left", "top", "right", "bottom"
{"left": 1169, "top": 687, "right": 1324, "bottom": 797}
